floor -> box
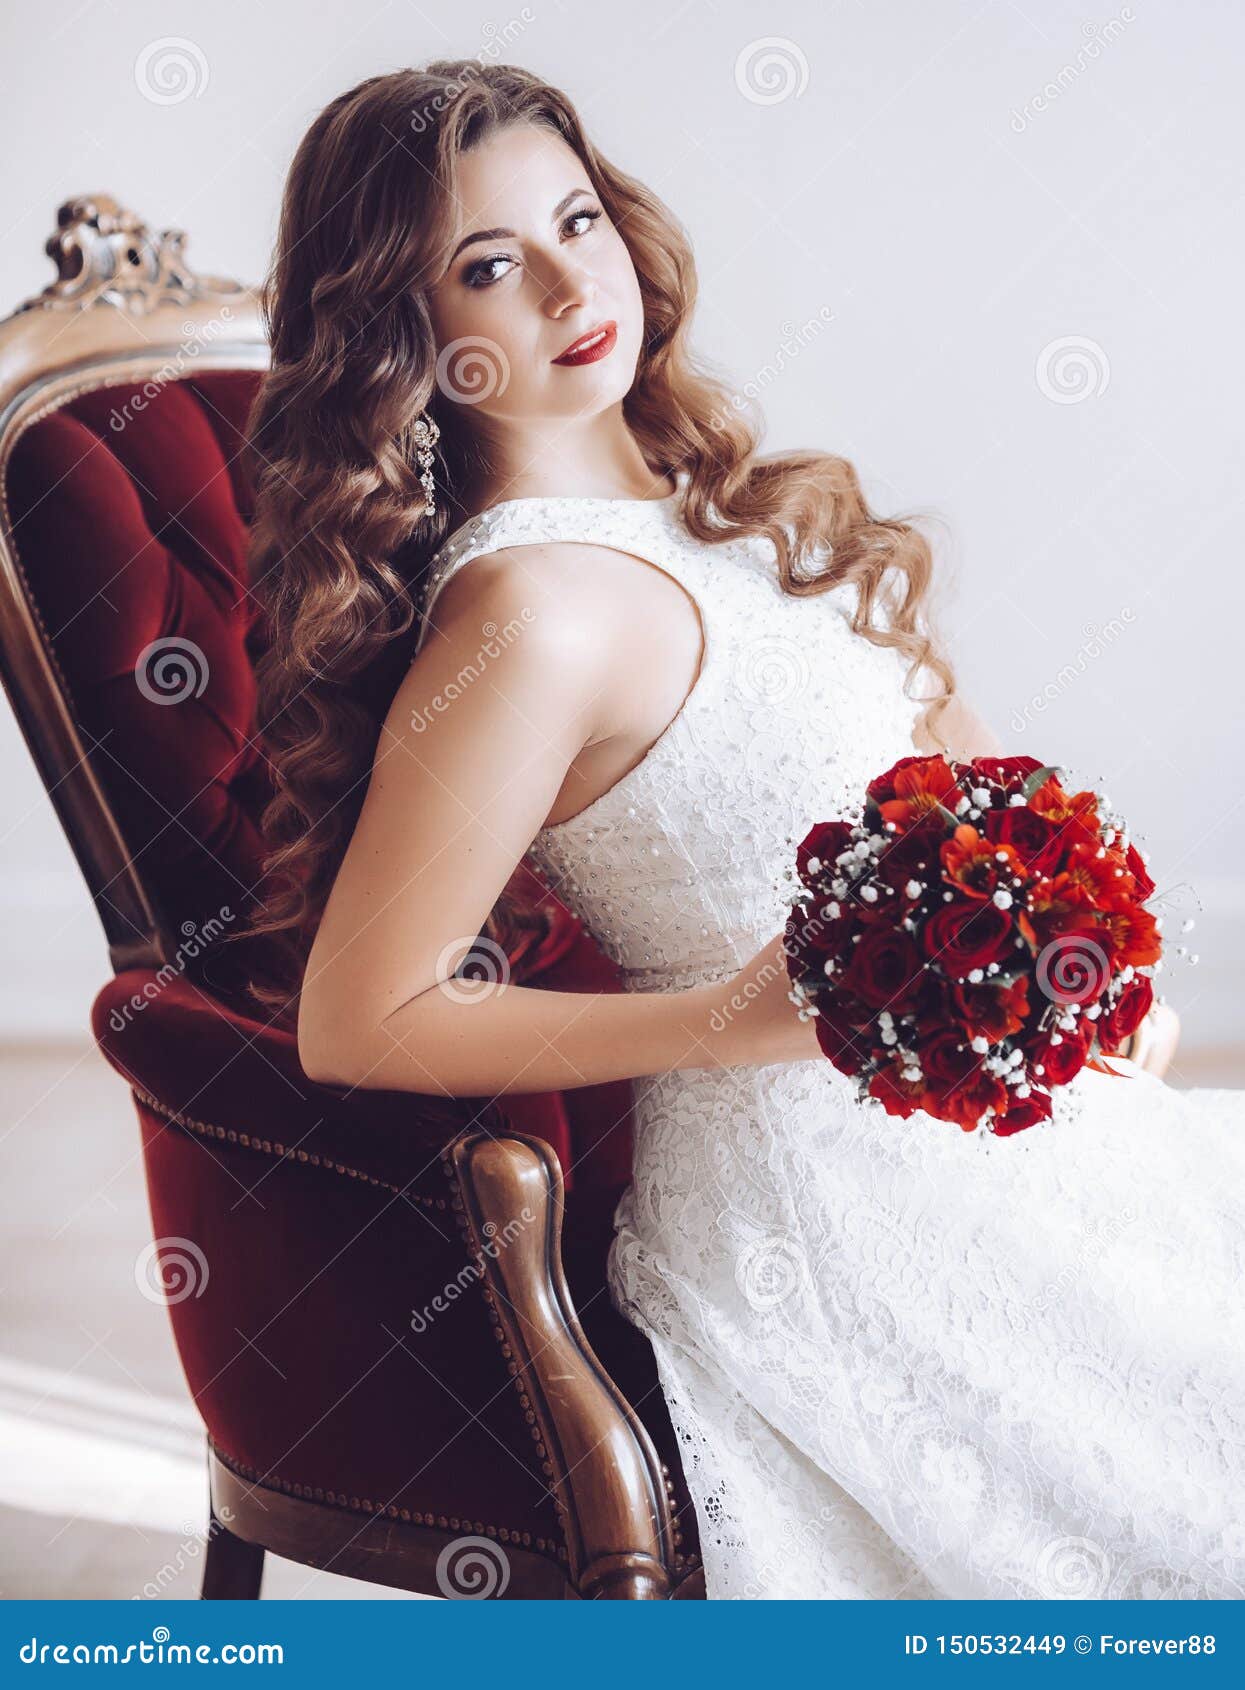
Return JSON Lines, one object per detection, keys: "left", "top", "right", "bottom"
{"left": 2, "top": 1035, "right": 1239, "bottom": 1601}
{"left": 0, "top": 1039, "right": 423, "bottom": 1600}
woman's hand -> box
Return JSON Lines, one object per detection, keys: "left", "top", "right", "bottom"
{"left": 691, "top": 930, "right": 825, "bottom": 1068}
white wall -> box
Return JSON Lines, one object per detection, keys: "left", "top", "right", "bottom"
{"left": 0, "top": 0, "right": 1240, "bottom": 1062}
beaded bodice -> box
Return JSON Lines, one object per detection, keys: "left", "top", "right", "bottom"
{"left": 415, "top": 471, "right": 926, "bottom": 990}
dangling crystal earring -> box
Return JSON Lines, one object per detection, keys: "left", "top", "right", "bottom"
{"left": 413, "top": 411, "right": 441, "bottom": 516}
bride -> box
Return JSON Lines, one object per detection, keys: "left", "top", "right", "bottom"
{"left": 244, "top": 62, "right": 1245, "bottom": 1599}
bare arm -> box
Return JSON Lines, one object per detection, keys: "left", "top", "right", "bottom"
{"left": 296, "top": 551, "right": 818, "bottom": 1096}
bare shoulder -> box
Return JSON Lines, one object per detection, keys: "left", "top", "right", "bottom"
{"left": 424, "top": 539, "right": 636, "bottom": 663}
{"left": 412, "top": 538, "right": 687, "bottom": 742}
{"left": 400, "top": 540, "right": 655, "bottom": 751}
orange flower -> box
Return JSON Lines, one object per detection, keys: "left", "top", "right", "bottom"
{"left": 1029, "top": 782, "right": 1101, "bottom": 854}
{"left": 941, "top": 823, "right": 1024, "bottom": 901}
{"left": 1059, "top": 839, "right": 1134, "bottom": 909}
{"left": 876, "top": 756, "right": 962, "bottom": 832}
{"left": 1101, "top": 904, "right": 1162, "bottom": 968}
{"left": 950, "top": 973, "right": 1031, "bottom": 1042}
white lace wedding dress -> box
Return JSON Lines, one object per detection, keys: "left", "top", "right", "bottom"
{"left": 415, "top": 468, "right": 1245, "bottom": 1600}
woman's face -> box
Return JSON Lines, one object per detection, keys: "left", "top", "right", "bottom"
{"left": 426, "top": 124, "right": 644, "bottom": 429}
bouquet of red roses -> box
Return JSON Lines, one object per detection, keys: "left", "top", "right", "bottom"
{"left": 782, "top": 754, "right": 1162, "bottom": 1136}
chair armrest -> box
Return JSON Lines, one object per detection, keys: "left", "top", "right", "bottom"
{"left": 446, "top": 1129, "right": 677, "bottom": 1599}
{"left": 92, "top": 969, "right": 533, "bottom": 1204}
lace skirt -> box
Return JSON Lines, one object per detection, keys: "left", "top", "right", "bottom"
{"left": 606, "top": 1056, "right": 1245, "bottom": 1599}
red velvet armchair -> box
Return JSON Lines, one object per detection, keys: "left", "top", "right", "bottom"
{"left": 0, "top": 196, "right": 704, "bottom": 1600}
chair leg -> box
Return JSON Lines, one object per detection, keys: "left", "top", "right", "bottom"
{"left": 201, "top": 1506, "right": 265, "bottom": 1599}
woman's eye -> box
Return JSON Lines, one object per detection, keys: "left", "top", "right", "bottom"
{"left": 563, "top": 206, "right": 603, "bottom": 237}
{"left": 463, "top": 205, "right": 604, "bottom": 288}
{"left": 464, "top": 255, "right": 514, "bottom": 288}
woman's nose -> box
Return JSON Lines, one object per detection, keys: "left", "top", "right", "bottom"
{"left": 539, "top": 257, "right": 598, "bottom": 316}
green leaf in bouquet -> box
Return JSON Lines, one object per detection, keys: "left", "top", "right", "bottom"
{"left": 1021, "top": 764, "right": 1062, "bottom": 802}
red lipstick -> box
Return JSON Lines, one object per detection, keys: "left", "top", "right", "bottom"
{"left": 552, "top": 320, "right": 617, "bottom": 366}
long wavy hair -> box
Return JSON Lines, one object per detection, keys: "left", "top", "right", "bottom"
{"left": 230, "top": 58, "right": 958, "bottom": 1027}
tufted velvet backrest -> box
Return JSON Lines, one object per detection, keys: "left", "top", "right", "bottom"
{"left": 5, "top": 369, "right": 279, "bottom": 1000}
{"left": 3, "top": 359, "right": 636, "bottom": 1192}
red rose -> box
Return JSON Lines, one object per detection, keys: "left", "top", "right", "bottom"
{"left": 785, "top": 897, "right": 853, "bottom": 975}
{"left": 796, "top": 820, "right": 853, "bottom": 888}
{"left": 922, "top": 900, "right": 1015, "bottom": 977}
{"left": 1033, "top": 1023, "right": 1092, "bottom": 1086}
{"left": 968, "top": 755, "right": 1044, "bottom": 787}
{"left": 981, "top": 805, "right": 1061, "bottom": 876}
{"left": 918, "top": 1036, "right": 1009, "bottom": 1129}
{"left": 1098, "top": 975, "right": 1154, "bottom": 1054}
{"left": 839, "top": 925, "right": 926, "bottom": 1012}
{"left": 874, "top": 824, "right": 936, "bottom": 889}
{"left": 993, "top": 1088, "right": 1052, "bottom": 1135}
{"left": 940, "top": 1069, "right": 1010, "bottom": 1131}
{"left": 814, "top": 996, "right": 869, "bottom": 1074}
{"left": 919, "top": 1024, "right": 978, "bottom": 1085}
{"left": 867, "top": 1062, "right": 925, "bottom": 1119}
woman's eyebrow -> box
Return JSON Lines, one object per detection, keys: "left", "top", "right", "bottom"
{"left": 447, "top": 187, "right": 594, "bottom": 263}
